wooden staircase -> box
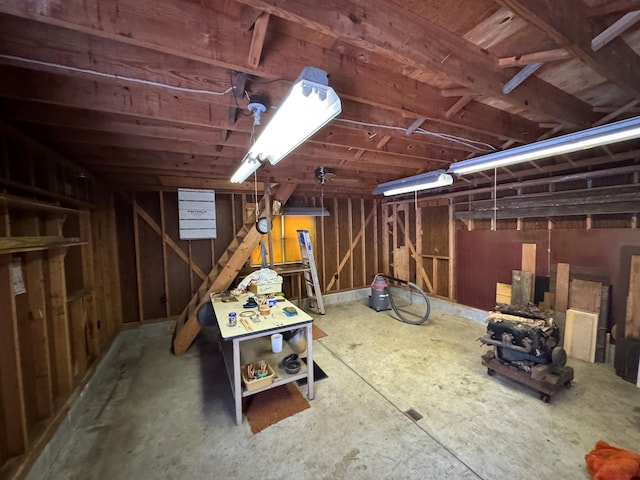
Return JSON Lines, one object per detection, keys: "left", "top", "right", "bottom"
{"left": 172, "top": 184, "right": 296, "bottom": 354}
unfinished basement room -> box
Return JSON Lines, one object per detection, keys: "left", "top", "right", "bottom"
{"left": 2, "top": 1, "right": 640, "bottom": 479}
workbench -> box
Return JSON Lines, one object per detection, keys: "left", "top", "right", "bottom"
{"left": 211, "top": 293, "right": 314, "bottom": 425}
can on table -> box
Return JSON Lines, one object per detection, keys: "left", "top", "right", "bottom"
{"left": 268, "top": 298, "right": 277, "bottom": 309}
{"left": 228, "top": 312, "right": 237, "bottom": 327}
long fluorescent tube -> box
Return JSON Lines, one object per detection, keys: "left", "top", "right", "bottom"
{"left": 373, "top": 170, "right": 453, "bottom": 196}
{"left": 229, "top": 155, "right": 260, "bottom": 184}
{"left": 448, "top": 116, "right": 640, "bottom": 175}
{"left": 282, "top": 207, "right": 330, "bottom": 216}
{"left": 230, "top": 67, "right": 341, "bottom": 183}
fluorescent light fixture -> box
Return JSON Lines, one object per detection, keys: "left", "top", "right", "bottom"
{"left": 282, "top": 207, "right": 330, "bottom": 216}
{"left": 229, "top": 155, "right": 260, "bottom": 183}
{"left": 448, "top": 115, "right": 640, "bottom": 175}
{"left": 230, "top": 67, "right": 341, "bottom": 183}
{"left": 373, "top": 169, "right": 453, "bottom": 196}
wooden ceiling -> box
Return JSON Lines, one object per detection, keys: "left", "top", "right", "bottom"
{"left": 1, "top": 0, "right": 640, "bottom": 197}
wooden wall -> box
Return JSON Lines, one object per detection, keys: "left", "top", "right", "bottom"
{"left": 456, "top": 224, "right": 639, "bottom": 330}
{"left": 0, "top": 125, "right": 122, "bottom": 478}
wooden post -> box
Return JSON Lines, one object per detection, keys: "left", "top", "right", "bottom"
{"left": 159, "top": 192, "right": 170, "bottom": 317}
{"left": 416, "top": 204, "right": 423, "bottom": 290}
{"left": 47, "top": 247, "right": 73, "bottom": 394}
{"left": 68, "top": 298, "right": 87, "bottom": 379}
{"left": 79, "top": 211, "right": 98, "bottom": 358}
{"left": 132, "top": 193, "right": 144, "bottom": 322}
{"left": 382, "top": 203, "right": 389, "bottom": 275}
{"left": 24, "top": 252, "right": 53, "bottom": 419}
{"left": 448, "top": 198, "right": 456, "bottom": 300}
{"left": 348, "top": 198, "right": 353, "bottom": 289}
{"left": 361, "top": 199, "right": 366, "bottom": 286}
{"left": 0, "top": 254, "right": 28, "bottom": 457}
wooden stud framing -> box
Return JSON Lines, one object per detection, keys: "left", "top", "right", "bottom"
{"left": 46, "top": 247, "right": 73, "bottom": 395}
{"left": 24, "top": 252, "right": 54, "bottom": 420}
{"left": 361, "top": 199, "right": 366, "bottom": 286}
{"left": 0, "top": 254, "right": 28, "bottom": 457}
{"left": 448, "top": 198, "right": 455, "bottom": 300}
{"left": 132, "top": 193, "right": 144, "bottom": 322}
{"left": 159, "top": 192, "right": 170, "bottom": 317}
{"left": 79, "top": 211, "right": 98, "bottom": 359}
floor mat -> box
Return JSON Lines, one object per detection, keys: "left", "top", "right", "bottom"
{"left": 296, "top": 358, "right": 328, "bottom": 386}
{"left": 312, "top": 324, "right": 328, "bottom": 340}
{"left": 245, "top": 383, "right": 310, "bottom": 434}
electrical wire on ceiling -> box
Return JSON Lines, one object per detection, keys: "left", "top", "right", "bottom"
{"left": 336, "top": 117, "right": 497, "bottom": 152}
{"left": 0, "top": 54, "right": 234, "bottom": 96}
{"left": 3, "top": 53, "right": 498, "bottom": 154}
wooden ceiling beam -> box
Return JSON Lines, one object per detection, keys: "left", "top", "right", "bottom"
{"left": 587, "top": 0, "right": 640, "bottom": 17}
{"left": 234, "top": 0, "right": 595, "bottom": 126}
{"left": 0, "top": 2, "right": 543, "bottom": 143}
{"left": 498, "top": 0, "right": 640, "bottom": 100}
{"left": 2, "top": 99, "right": 471, "bottom": 161}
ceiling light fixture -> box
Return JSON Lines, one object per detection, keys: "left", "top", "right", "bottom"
{"left": 448, "top": 116, "right": 640, "bottom": 175}
{"left": 281, "top": 206, "right": 330, "bottom": 216}
{"left": 373, "top": 169, "right": 454, "bottom": 196}
{"left": 230, "top": 66, "right": 342, "bottom": 183}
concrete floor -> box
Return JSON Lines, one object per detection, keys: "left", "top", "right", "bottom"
{"left": 34, "top": 299, "right": 640, "bottom": 480}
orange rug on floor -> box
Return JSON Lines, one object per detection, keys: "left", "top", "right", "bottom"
{"left": 312, "top": 324, "right": 327, "bottom": 340}
{"left": 244, "top": 383, "right": 310, "bottom": 434}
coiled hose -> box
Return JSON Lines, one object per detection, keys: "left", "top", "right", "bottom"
{"left": 384, "top": 276, "right": 431, "bottom": 325}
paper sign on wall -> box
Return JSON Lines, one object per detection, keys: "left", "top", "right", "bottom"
{"left": 12, "top": 258, "right": 26, "bottom": 295}
{"left": 178, "top": 188, "right": 217, "bottom": 240}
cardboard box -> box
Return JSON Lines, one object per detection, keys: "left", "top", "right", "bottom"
{"left": 248, "top": 280, "right": 283, "bottom": 295}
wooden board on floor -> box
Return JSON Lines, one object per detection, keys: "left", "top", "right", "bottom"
{"left": 511, "top": 270, "right": 533, "bottom": 305}
{"left": 569, "top": 279, "right": 602, "bottom": 314}
{"left": 555, "top": 263, "right": 570, "bottom": 311}
{"left": 565, "top": 308, "right": 599, "bottom": 363}
{"left": 496, "top": 283, "right": 512, "bottom": 304}
{"left": 626, "top": 255, "right": 640, "bottom": 340}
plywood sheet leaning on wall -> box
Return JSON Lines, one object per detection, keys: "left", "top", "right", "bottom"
{"left": 565, "top": 309, "right": 599, "bottom": 363}
{"left": 511, "top": 270, "right": 533, "bottom": 305}
{"left": 626, "top": 255, "right": 640, "bottom": 340}
{"left": 569, "top": 279, "right": 602, "bottom": 314}
{"left": 496, "top": 283, "right": 512, "bottom": 305}
{"left": 521, "top": 243, "right": 536, "bottom": 302}
{"left": 555, "top": 263, "right": 570, "bottom": 311}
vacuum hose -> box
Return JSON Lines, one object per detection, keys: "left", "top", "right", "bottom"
{"left": 384, "top": 275, "right": 431, "bottom": 325}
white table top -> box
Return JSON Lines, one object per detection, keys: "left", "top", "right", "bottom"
{"left": 211, "top": 293, "right": 313, "bottom": 340}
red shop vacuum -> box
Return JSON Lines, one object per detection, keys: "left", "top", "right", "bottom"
{"left": 369, "top": 274, "right": 391, "bottom": 312}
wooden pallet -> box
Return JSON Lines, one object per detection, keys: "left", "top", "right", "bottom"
{"left": 481, "top": 350, "right": 574, "bottom": 403}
